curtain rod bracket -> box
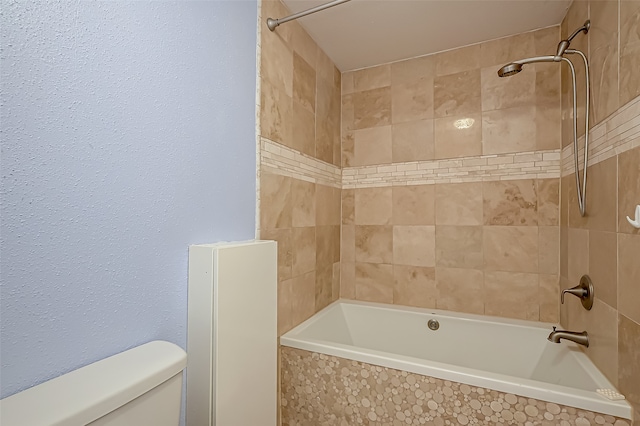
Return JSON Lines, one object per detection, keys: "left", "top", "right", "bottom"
{"left": 266, "top": 0, "right": 351, "bottom": 32}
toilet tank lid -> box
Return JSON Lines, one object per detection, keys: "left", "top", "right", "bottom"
{"left": 0, "top": 340, "right": 187, "bottom": 426}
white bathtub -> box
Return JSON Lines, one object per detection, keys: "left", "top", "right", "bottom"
{"left": 280, "top": 300, "right": 633, "bottom": 420}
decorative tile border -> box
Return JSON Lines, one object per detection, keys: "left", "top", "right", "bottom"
{"left": 260, "top": 137, "right": 342, "bottom": 188}
{"left": 281, "top": 347, "right": 632, "bottom": 426}
{"left": 562, "top": 95, "right": 640, "bottom": 177}
{"left": 342, "top": 150, "right": 561, "bottom": 189}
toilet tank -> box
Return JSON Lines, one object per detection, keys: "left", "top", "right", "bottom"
{"left": 0, "top": 341, "right": 187, "bottom": 426}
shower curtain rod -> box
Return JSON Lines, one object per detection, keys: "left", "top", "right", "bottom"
{"left": 266, "top": 0, "right": 352, "bottom": 31}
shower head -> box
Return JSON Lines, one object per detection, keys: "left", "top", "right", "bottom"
{"left": 496, "top": 55, "right": 557, "bottom": 77}
{"left": 497, "top": 63, "right": 523, "bottom": 77}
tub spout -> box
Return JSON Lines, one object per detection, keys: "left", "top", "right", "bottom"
{"left": 547, "top": 327, "right": 589, "bottom": 347}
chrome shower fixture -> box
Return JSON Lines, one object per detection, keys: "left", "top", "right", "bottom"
{"left": 497, "top": 20, "right": 591, "bottom": 217}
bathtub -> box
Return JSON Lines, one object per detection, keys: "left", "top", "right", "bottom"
{"left": 280, "top": 300, "right": 633, "bottom": 422}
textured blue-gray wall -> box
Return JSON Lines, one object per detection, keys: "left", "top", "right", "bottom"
{"left": 0, "top": 0, "right": 257, "bottom": 400}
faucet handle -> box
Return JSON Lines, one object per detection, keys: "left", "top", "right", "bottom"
{"left": 561, "top": 275, "right": 594, "bottom": 310}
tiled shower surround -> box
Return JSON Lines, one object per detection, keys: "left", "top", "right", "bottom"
{"left": 558, "top": 0, "right": 640, "bottom": 421}
{"left": 281, "top": 347, "right": 631, "bottom": 426}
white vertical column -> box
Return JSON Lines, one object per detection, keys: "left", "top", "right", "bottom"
{"left": 187, "top": 241, "right": 277, "bottom": 426}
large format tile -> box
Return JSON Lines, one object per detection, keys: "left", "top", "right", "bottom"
{"left": 481, "top": 65, "right": 536, "bottom": 112}
{"left": 293, "top": 52, "right": 316, "bottom": 113}
{"left": 291, "top": 271, "right": 316, "bottom": 327}
{"left": 620, "top": 0, "right": 640, "bottom": 105}
{"left": 291, "top": 178, "right": 316, "bottom": 227}
{"left": 392, "top": 184, "right": 435, "bottom": 226}
{"left": 435, "top": 44, "right": 481, "bottom": 76}
{"left": 353, "top": 87, "right": 392, "bottom": 130}
{"left": 353, "top": 125, "right": 392, "bottom": 166}
{"left": 537, "top": 179, "right": 560, "bottom": 226}
{"left": 618, "top": 147, "right": 640, "bottom": 235}
{"left": 355, "top": 225, "right": 393, "bottom": 264}
{"left": 539, "top": 274, "right": 559, "bottom": 323}
{"left": 435, "top": 182, "right": 483, "bottom": 226}
{"left": 618, "top": 314, "right": 640, "bottom": 417}
{"left": 434, "top": 70, "right": 481, "bottom": 118}
{"left": 484, "top": 271, "right": 539, "bottom": 320}
{"left": 353, "top": 64, "right": 391, "bottom": 92}
{"left": 393, "top": 225, "right": 436, "bottom": 267}
{"left": 391, "top": 55, "right": 435, "bottom": 85}
{"left": 392, "top": 77, "right": 434, "bottom": 124}
{"left": 260, "top": 173, "right": 292, "bottom": 230}
{"left": 584, "top": 298, "right": 619, "bottom": 386}
{"left": 588, "top": 230, "right": 617, "bottom": 308}
{"left": 619, "top": 234, "right": 640, "bottom": 324}
{"left": 392, "top": 119, "right": 435, "bottom": 162}
{"left": 539, "top": 226, "right": 560, "bottom": 275}
{"left": 393, "top": 265, "right": 437, "bottom": 308}
{"left": 483, "top": 179, "right": 538, "bottom": 226}
{"left": 435, "top": 226, "right": 484, "bottom": 269}
{"left": 355, "top": 262, "right": 394, "bottom": 303}
{"left": 434, "top": 114, "right": 482, "bottom": 159}
{"left": 355, "top": 187, "right": 392, "bottom": 225}
{"left": 482, "top": 106, "right": 537, "bottom": 155}
{"left": 292, "top": 227, "right": 316, "bottom": 277}
{"left": 435, "top": 267, "right": 484, "bottom": 314}
{"left": 483, "top": 226, "right": 538, "bottom": 273}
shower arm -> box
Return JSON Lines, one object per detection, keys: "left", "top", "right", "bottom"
{"left": 564, "top": 49, "right": 590, "bottom": 217}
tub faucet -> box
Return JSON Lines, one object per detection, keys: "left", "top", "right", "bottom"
{"left": 547, "top": 327, "right": 589, "bottom": 347}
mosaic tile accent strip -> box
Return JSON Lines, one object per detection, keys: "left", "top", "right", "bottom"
{"left": 260, "top": 137, "right": 342, "bottom": 188}
{"left": 342, "top": 150, "right": 561, "bottom": 189}
{"left": 281, "top": 347, "right": 631, "bottom": 426}
{"left": 562, "top": 95, "right": 640, "bottom": 177}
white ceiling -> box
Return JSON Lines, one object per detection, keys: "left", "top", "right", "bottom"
{"left": 279, "top": 0, "right": 572, "bottom": 71}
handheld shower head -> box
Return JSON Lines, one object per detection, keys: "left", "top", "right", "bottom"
{"left": 497, "top": 63, "right": 523, "bottom": 77}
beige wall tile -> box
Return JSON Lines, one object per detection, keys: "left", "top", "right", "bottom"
{"left": 291, "top": 178, "right": 316, "bottom": 227}
{"left": 618, "top": 314, "right": 640, "bottom": 417}
{"left": 534, "top": 26, "right": 560, "bottom": 56}
{"left": 341, "top": 224, "right": 355, "bottom": 263}
{"left": 342, "top": 93, "right": 354, "bottom": 133}
{"left": 391, "top": 55, "right": 436, "bottom": 85}
{"left": 480, "top": 31, "right": 535, "bottom": 68}
{"left": 537, "top": 178, "right": 560, "bottom": 226}
{"left": 539, "top": 226, "right": 560, "bottom": 275}
{"left": 354, "top": 125, "right": 392, "bottom": 166}
{"left": 315, "top": 77, "right": 338, "bottom": 164}
{"left": 393, "top": 225, "right": 436, "bottom": 267}
{"left": 560, "top": 225, "right": 569, "bottom": 278}
{"left": 260, "top": 79, "right": 292, "bottom": 147}
{"left": 353, "top": 87, "right": 392, "bottom": 130}
{"left": 316, "top": 47, "right": 336, "bottom": 86}
{"left": 481, "top": 65, "right": 536, "bottom": 112}
{"left": 292, "top": 227, "right": 316, "bottom": 277}
{"left": 561, "top": 176, "right": 570, "bottom": 228}
{"left": 585, "top": 299, "right": 619, "bottom": 386}
{"left": 392, "top": 119, "right": 435, "bottom": 162}
{"left": 262, "top": 228, "right": 293, "bottom": 282}
{"left": 342, "top": 70, "right": 354, "bottom": 94}
{"left": 620, "top": 0, "right": 640, "bottom": 105}
{"left": 435, "top": 267, "right": 484, "bottom": 314}
{"left": 353, "top": 64, "right": 391, "bottom": 92}
{"left": 290, "top": 21, "right": 317, "bottom": 70}
{"left": 588, "top": 230, "right": 617, "bottom": 308}
{"left": 262, "top": 1, "right": 294, "bottom": 44}
{"left": 535, "top": 97, "right": 561, "bottom": 151}
{"left": 392, "top": 184, "right": 435, "bottom": 226}
{"left": 392, "top": 77, "right": 434, "bottom": 124}
{"left": 567, "top": 227, "right": 589, "bottom": 283}
{"left": 342, "top": 130, "right": 354, "bottom": 167}
{"left": 315, "top": 225, "right": 338, "bottom": 267}
{"left": 580, "top": 156, "right": 618, "bottom": 232}
{"left": 292, "top": 103, "right": 315, "bottom": 156}
{"left": 278, "top": 278, "right": 293, "bottom": 335}
{"left": 342, "top": 189, "right": 355, "bottom": 225}
{"left": 618, "top": 147, "right": 640, "bottom": 235}
{"left": 435, "top": 226, "right": 484, "bottom": 269}
{"left": 539, "top": 274, "right": 560, "bottom": 323}
{"left": 316, "top": 184, "right": 340, "bottom": 226}
{"left": 619, "top": 234, "right": 640, "bottom": 324}
{"left": 484, "top": 271, "right": 540, "bottom": 320}
{"left": 483, "top": 226, "right": 538, "bottom": 273}
{"left": 332, "top": 261, "right": 341, "bottom": 303}
{"left": 435, "top": 182, "right": 483, "bottom": 226}
{"left": 393, "top": 265, "right": 437, "bottom": 308}
{"left": 434, "top": 70, "right": 481, "bottom": 118}
{"left": 260, "top": 173, "right": 292, "bottom": 230}
{"left": 293, "top": 52, "right": 316, "bottom": 113}
{"left": 482, "top": 106, "right": 537, "bottom": 155}
{"left": 261, "top": 27, "right": 293, "bottom": 98}
{"left": 291, "top": 271, "right": 315, "bottom": 327}
{"left": 563, "top": 0, "right": 589, "bottom": 138}
{"left": 590, "top": 0, "right": 620, "bottom": 124}
{"left": 355, "top": 262, "right": 394, "bottom": 303}
{"left": 340, "top": 262, "right": 356, "bottom": 299}
{"left": 435, "top": 44, "right": 481, "bottom": 76}
{"left": 355, "top": 225, "right": 393, "bottom": 264}
{"left": 355, "top": 187, "right": 392, "bottom": 225}
{"left": 315, "top": 263, "right": 333, "bottom": 311}
{"left": 483, "top": 179, "right": 538, "bottom": 226}
{"left": 434, "top": 114, "right": 482, "bottom": 159}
